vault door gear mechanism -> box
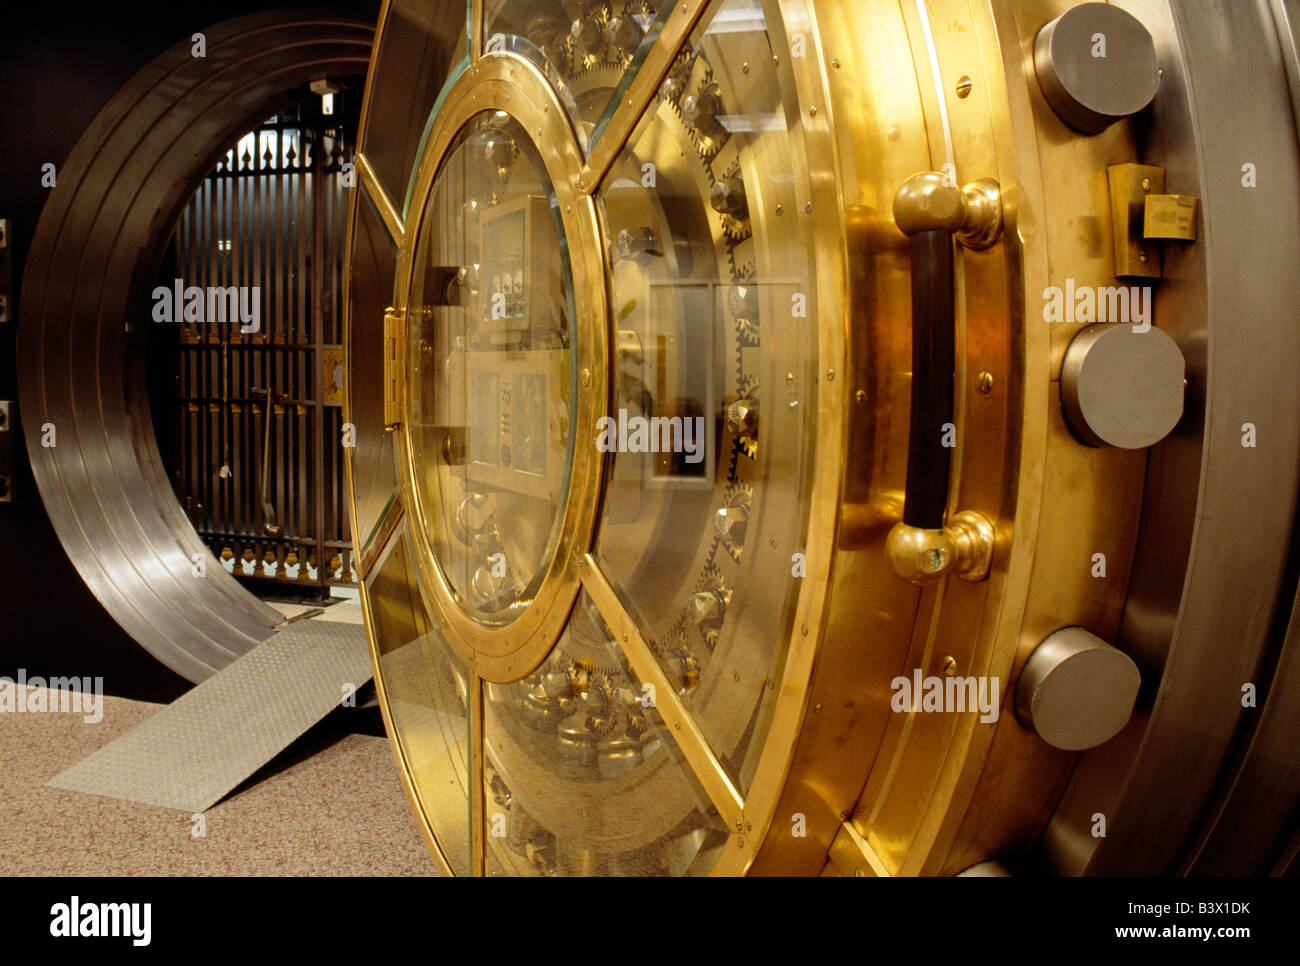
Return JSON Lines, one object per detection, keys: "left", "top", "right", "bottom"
{"left": 343, "top": 0, "right": 1300, "bottom": 876}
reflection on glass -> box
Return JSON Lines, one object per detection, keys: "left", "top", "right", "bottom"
{"left": 483, "top": 0, "right": 676, "bottom": 153}
{"left": 593, "top": 0, "right": 816, "bottom": 794}
{"left": 406, "top": 112, "right": 576, "bottom": 622}
{"left": 368, "top": 530, "right": 472, "bottom": 875}
{"left": 361, "top": 0, "right": 468, "bottom": 202}
{"left": 483, "top": 592, "right": 727, "bottom": 875}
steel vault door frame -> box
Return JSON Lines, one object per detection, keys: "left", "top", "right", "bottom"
{"left": 17, "top": 11, "right": 373, "bottom": 683}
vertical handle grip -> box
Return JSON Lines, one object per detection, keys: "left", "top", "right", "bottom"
{"left": 886, "top": 172, "right": 1001, "bottom": 584}
{"left": 903, "top": 228, "right": 956, "bottom": 530}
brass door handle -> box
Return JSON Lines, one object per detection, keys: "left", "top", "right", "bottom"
{"left": 885, "top": 172, "right": 1000, "bottom": 584}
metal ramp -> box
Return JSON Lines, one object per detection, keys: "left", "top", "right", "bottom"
{"left": 47, "top": 615, "right": 372, "bottom": 813}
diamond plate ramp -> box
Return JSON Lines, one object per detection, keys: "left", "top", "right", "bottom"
{"left": 47, "top": 618, "right": 373, "bottom": 813}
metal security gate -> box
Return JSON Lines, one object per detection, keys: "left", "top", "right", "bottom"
{"left": 161, "top": 102, "right": 354, "bottom": 593}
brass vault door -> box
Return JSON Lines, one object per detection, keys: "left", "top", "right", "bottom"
{"left": 343, "top": 0, "right": 1287, "bottom": 876}
{"left": 346, "top": 0, "right": 1027, "bottom": 877}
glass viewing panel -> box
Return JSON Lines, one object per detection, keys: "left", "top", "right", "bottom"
{"left": 406, "top": 112, "right": 577, "bottom": 623}
{"left": 483, "top": 591, "right": 727, "bottom": 875}
{"left": 368, "top": 529, "right": 472, "bottom": 876}
{"left": 592, "top": 0, "right": 818, "bottom": 794}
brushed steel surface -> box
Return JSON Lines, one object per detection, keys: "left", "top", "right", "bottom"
{"left": 1033, "top": 2, "right": 1160, "bottom": 133}
{"left": 1059, "top": 323, "right": 1185, "bottom": 449}
{"left": 1016, "top": 627, "right": 1140, "bottom": 751}
{"left": 16, "top": 12, "right": 373, "bottom": 682}
{"left": 47, "top": 617, "right": 372, "bottom": 813}
{"left": 1041, "top": 0, "right": 1300, "bottom": 876}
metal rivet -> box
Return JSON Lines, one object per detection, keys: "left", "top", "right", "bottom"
{"left": 956, "top": 76, "right": 973, "bottom": 98}
{"left": 855, "top": 389, "right": 867, "bottom": 404}
{"left": 830, "top": 57, "right": 841, "bottom": 69}
{"left": 742, "top": 62, "right": 750, "bottom": 74}
{"left": 814, "top": 703, "right": 822, "bottom": 713}
{"left": 826, "top": 369, "right": 835, "bottom": 381}
{"left": 775, "top": 204, "right": 784, "bottom": 215}
{"left": 809, "top": 106, "right": 818, "bottom": 117}
{"left": 1142, "top": 178, "right": 1153, "bottom": 192}
{"left": 978, "top": 371, "right": 994, "bottom": 395}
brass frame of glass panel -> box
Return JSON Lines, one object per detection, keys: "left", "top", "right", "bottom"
{"left": 394, "top": 53, "right": 610, "bottom": 685}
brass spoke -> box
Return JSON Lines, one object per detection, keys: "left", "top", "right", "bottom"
{"left": 355, "top": 490, "right": 404, "bottom": 580}
{"left": 578, "top": 553, "right": 744, "bottom": 829}
{"left": 470, "top": 670, "right": 486, "bottom": 876}
{"left": 470, "top": 0, "right": 484, "bottom": 61}
{"left": 578, "top": 0, "right": 711, "bottom": 190}
{"left": 356, "top": 151, "right": 406, "bottom": 246}
{"left": 830, "top": 820, "right": 893, "bottom": 878}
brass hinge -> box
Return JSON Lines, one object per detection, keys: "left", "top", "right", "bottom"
{"left": 383, "top": 306, "right": 405, "bottom": 431}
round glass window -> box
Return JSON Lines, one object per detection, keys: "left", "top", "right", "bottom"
{"left": 406, "top": 111, "right": 577, "bottom": 624}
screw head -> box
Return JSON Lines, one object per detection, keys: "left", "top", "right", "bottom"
{"left": 956, "top": 76, "right": 973, "bottom": 98}
{"left": 942, "top": 656, "right": 958, "bottom": 676}
{"left": 978, "top": 371, "right": 994, "bottom": 395}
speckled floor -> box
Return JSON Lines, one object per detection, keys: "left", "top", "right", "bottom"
{"left": 0, "top": 685, "right": 434, "bottom": 876}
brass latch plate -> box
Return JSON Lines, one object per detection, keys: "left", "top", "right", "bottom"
{"left": 1108, "top": 164, "right": 1200, "bottom": 279}
{"left": 1143, "top": 193, "right": 1199, "bottom": 241}
{"left": 1107, "top": 163, "right": 1165, "bottom": 279}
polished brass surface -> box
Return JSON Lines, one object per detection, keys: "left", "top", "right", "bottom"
{"left": 357, "top": 152, "right": 407, "bottom": 247}
{"left": 1143, "top": 193, "right": 1199, "bottom": 241}
{"left": 885, "top": 511, "right": 995, "bottom": 586}
{"left": 344, "top": 0, "right": 1300, "bottom": 877}
{"left": 382, "top": 307, "right": 405, "bottom": 431}
{"left": 395, "top": 53, "right": 610, "bottom": 683}
{"left": 1107, "top": 162, "right": 1165, "bottom": 279}
{"left": 893, "top": 173, "right": 1004, "bottom": 250}
{"left": 578, "top": 553, "right": 744, "bottom": 831}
